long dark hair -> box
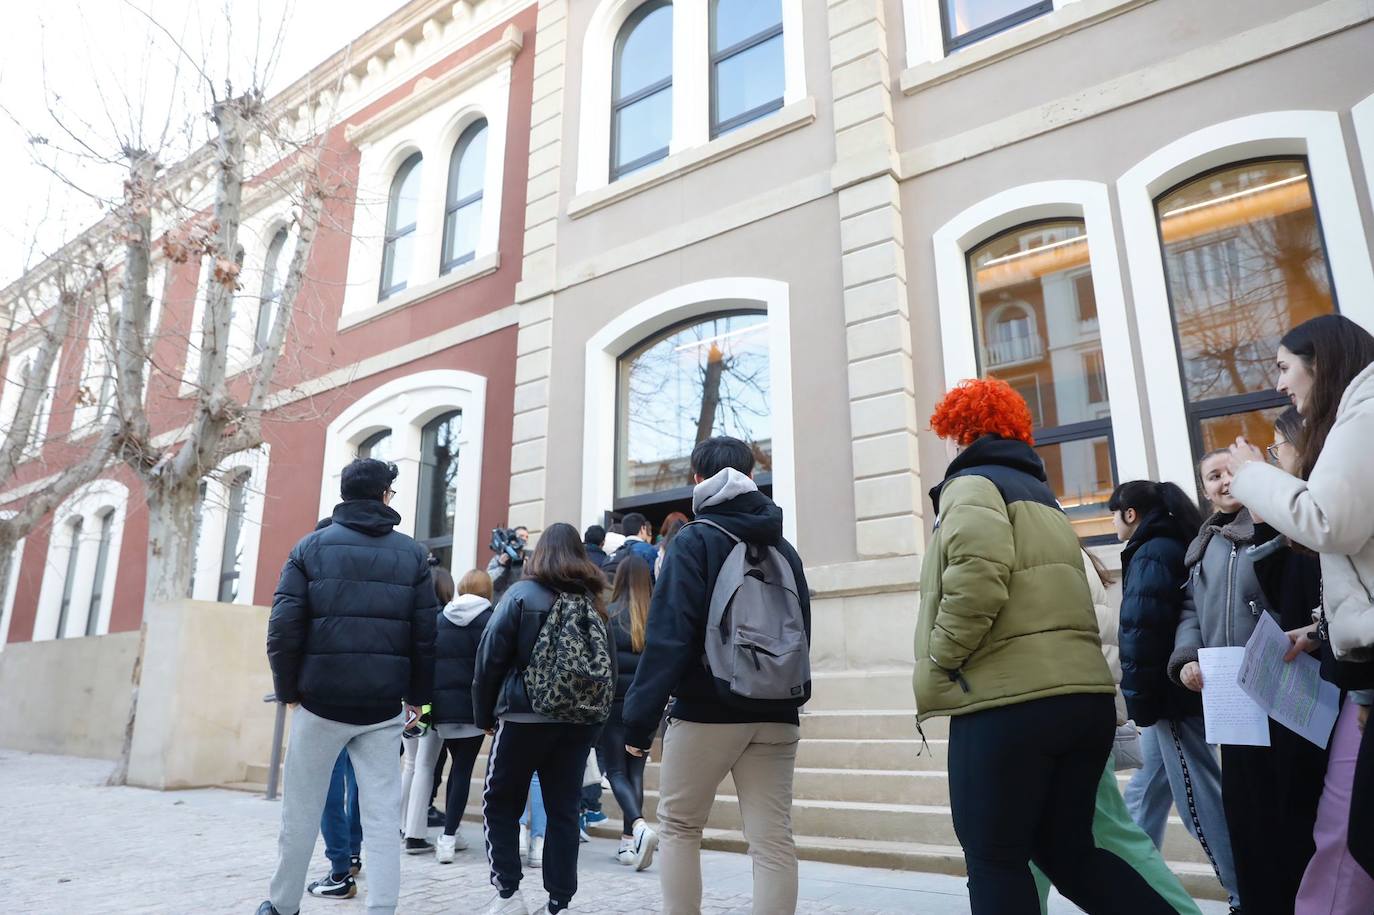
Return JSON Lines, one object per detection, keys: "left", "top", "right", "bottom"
{"left": 524, "top": 522, "right": 608, "bottom": 617}
{"left": 1274, "top": 406, "right": 1304, "bottom": 459}
{"left": 1108, "top": 480, "right": 1204, "bottom": 543}
{"left": 610, "top": 554, "right": 653, "bottom": 652}
{"left": 1281, "top": 315, "right": 1374, "bottom": 477}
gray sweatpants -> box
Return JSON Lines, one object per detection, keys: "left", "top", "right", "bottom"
{"left": 269, "top": 706, "right": 404, "bottom": 915}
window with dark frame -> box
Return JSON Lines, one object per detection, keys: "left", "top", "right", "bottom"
{"left": 441, "top": 120, "right": 489, "bottom": 274}
{"left": 217, "top": 470, "right": 251, "bottom": 603}
{"left": 358, "top": 428, "right": 393, "bottom": 461}
{"left": 84, "top": 509, "right": 115, "bottom": 636}
{"left": 710, "top": 0, "right": 784, "bottom": 138}
{"left": 1154, "top": 157, "right": 1338, "bottom": 466}
{"left": 968, "top": 218, "right": 1116, "bottom": 541}
{"left": 256, "top": 227, "right": 289, "bottom": 355}
{"left": 54, "top": 517, "right": 83, "bottom": 639}
{"left": 940, "top": 0, "right": 1054, "bottom": 54}
{"left": 416, "top": 410, "right": 461, "bottom": 569}
{"left": 379, "top": 153, "right": 423, "bottom": 299}
{"left": 611, "top": 1, "right": 673, "bottom": 182}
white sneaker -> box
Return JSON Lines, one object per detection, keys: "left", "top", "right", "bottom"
{"left": 617, "top": 838, "right": 635, "bottom": 866}
{"left": 436, "top": 833, "right": 456, "bottom": 864}
{"left": 519, "top": 824, "right": 530, "bottom": 856}
{"left": 451, "top": 828, "right": 470, "bottom": 851}
{"left": 631, "top": 821, "right": 658, "bottom": 872}
{"left": 528, "top": 834, "right": 544, "bottom": 869}
{"left": 480, "top": 892, "right": 530, "bottom": 915}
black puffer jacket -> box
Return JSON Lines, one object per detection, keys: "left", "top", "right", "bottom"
{"left": 1119, "top": 510, "right": 1201, "bottom": 726}
{"left": 267, "top": 499, "right": 438, "bottom": 724}
{"left": 622, "top": 486, "right": 811, "bottom": 750}
{"left": 431, "top": 594, "right": 493, "bottom": 726}
{"left": 607, "top": 600, "right": 641, "bottom": 704}
{"left": 472, "top": 579, "right": 618, "bottom": 731}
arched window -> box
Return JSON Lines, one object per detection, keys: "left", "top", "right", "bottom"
{"left": 217, "top": 469, "right": 251, "bottom": 602}
{"left": 417, "top": 411, "right": 462, "bottom": 567}
{"left": 612, "top": 1, "right": 673, "bottom": 181}
{"left": 256, "top": 227, "right": 289, "bottom": 354}
{"left": 380, "top": 153, "right": 423, "bottom": 299}
{"left": 442, "top": 120, "right": 489, "bottom": 274}
{"left": 1156, "top": 158, "right": 1337, "bottom": 455}
{"left": 616, "top": 312, "right": 771, "bottom": 521}
{"left": 84, "top": 509, "right": 115, "bottom": 636}
{"left": 969, "top": 219, "right": 1115, "bottom": 539}
{"left": 358, "top": 429, "right": 394, "bottom": 461}
{"left": 54, "top": 517, "right": 83, "bottom": 639}
{"left": 710, "top": 0, "right": 784, "bottom": 137}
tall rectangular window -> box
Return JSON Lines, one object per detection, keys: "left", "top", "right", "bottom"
{"left": 55, "top": 518, "right": 83, "bottom": 639}
{"left": 217, "top": 472, "right": 250, "bottom": 603}
{"left": 941, "top": 0, "right": 1054, "bottom": 53}
{"left": 84, "top": 510, "right": 114, "bottom": 636}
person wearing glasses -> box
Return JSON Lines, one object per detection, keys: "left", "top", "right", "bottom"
{"left": 258, "top": 458, "right": 438, "bottom": 915}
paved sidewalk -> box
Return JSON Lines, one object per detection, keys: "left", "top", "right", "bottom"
{"left": 0, "top": 750, "right": 1227, "bottom": 913}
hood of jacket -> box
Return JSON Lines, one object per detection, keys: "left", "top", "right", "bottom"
{"left": 693, "top": 478, "right": 785, "bottom": 546}
{"left": 929, "top": 435, "right": 1047, "bottom": 515}
{"left": 330, "top": 499, "right": 402, "bottom": 537}
{"left": 1122, "top": 509, "right": 1192, "bottom": 569}
{"left": 1185, "top": 509, "right": 1254, "bottom": 568}
{"left": 692, "top": 467, "right": 758, "bottom": 512}
{"left": 444, "top": 593, "right": 491, "bottom": 626}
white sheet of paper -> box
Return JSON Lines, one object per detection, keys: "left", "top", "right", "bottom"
{"left": 1237, "top": 612, "right": 1341, "bottom": 749}
{"left": 1198, "top": 647, "right": 1270, "bottom": 747}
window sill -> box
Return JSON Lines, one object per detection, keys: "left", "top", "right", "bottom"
{"left": 338, "top": 251, "right": 501, "bottom": 332}
{"left": 900, "top": 0, "right": 1154, "bottom": 96}
{"left": 568, "top": 97, "right": 817, "bottom": 220}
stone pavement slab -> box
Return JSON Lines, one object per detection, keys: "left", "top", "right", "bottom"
{"left": 0, "top": 750, "right": 1228, "bottom": 914}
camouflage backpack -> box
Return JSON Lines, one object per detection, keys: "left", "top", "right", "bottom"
{"left": 522, "top": 592, "right": 615, "bottom": 724}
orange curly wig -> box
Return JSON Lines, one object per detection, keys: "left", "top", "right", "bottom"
{"left": 930, "top": 378, "right": 1035, "bottom": 447}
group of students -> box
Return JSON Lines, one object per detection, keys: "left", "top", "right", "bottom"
{"left": 916, "top": 313, "right": 1374, "bottom": 915}
{"left": 259, "top": 434, "right": 814, "bottom": 915}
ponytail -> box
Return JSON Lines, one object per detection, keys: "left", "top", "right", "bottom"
{"left": 1108, "top": 479, "right": 1203, "bottom": 542}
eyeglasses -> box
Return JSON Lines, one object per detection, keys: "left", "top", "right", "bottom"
{"left": 384, "top": 488, "right": 398, "bottom": 499}
{"left": 1266, "top": 444, "right": 1283, "bottom": 464}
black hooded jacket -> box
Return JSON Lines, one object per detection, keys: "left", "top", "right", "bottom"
{"left": 1119, "top": 509, "right": 1202, "bottom": 726}
{"left": 267, "top": 499, "right": 438, "bottom": 724}
{"left": 621, "top": 489, "right": 811, "bottom": 749}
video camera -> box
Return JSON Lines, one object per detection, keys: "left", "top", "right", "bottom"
{"left": 490, "top": 527, "right": 526, "bottom": 563}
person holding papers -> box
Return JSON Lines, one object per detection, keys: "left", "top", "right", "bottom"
{"left": 1225, "top": 314, "right": 1374, "bottom": 914}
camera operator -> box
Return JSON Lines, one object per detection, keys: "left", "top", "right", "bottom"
{"left": 486, "top": 525, "right": 530, "bottom": 602}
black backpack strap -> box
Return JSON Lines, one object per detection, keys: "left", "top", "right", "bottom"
{"left": 684, "top": 517, "right": 742, "bottom": 544}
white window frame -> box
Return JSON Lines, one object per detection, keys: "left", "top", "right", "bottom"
{"left": 931, "top": 179, "right": 1148, "bottom": 484}
{"left": 581, "top": 277, "right": 797, "bottom": 544}
{"left": 904, "top": 0, "right": 1082, "bottom": 67}
{"left": 318, "top": 370, "right": 488, "bottom": 577}
{"left": 189, "top": 447, "right": 271, "bottom": 606}
{"left": 575, "top": 0, "right": 807, "bottom": 197}
{"left": 0, "top": 522, "right": 24, "bottom": 652}
{"left": 340, "top": 52, "right": 515, "bottom": 329}
{"left": 32, "top": 478, "right": 129, "bottom": 640}
{"left": 0, "top": 343, "right": 61, "bottom": 459}
{"left": 1117, "top": 111, "right": 1374, "bottom": 495}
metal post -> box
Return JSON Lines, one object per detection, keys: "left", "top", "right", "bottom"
{"left": 264, "top": 693, "right": 286, "bottom": 801}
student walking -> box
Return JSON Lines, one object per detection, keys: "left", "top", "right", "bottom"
{"left": 431, "top": 568, "right": 496, "bottom": 862}
{"left": 400, "top": 564, "right": 458, "bottom": 856}
{"left": 306, "top": 750, "right": 363, "bottom": 899}
{"left": 916, "top": 379, "right": 1176, "bottom": 915}
{"left": 602, "top": 513, "right": 658, "bottom": 581}
{"left": 596, "top": 554, "right": 659, "bottom": 869}
{"left": 1108, "top": 480, "right": 1238, "bottom": 908}
{"left": 623, "top": 436, "right": 811, "bottom": 915}
{"left": 474, "top": 522, "right": 615, "bottom": 915}
{"left": 258, "top": 458, "right": 437, "bottom": 915}
{"left": 1225, "top": 314, "right": 1374, "bottom": 913}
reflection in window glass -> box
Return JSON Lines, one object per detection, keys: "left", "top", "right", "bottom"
{"left": 256, "top": 228, "right": 289, "bottom": 354}
{"left": 943, "top": 0, "right": 1052, "bottom": 49}
{"left": 612, "top": 2, "right": 673, "bottom": 180}
{"left": 1198, "top": 406, "right": 1288, "bottom": 458}
{"left": 417, "top": 411, "right": 461, "bottom": 569}
{"left": 218, "top": 470, "right": 251, "bottom": 603}
{"left": 380, "top": 153, "right": 423, "bottom": 299}
{"left": 969, "top": 219, "right": 1115, "bottom": 536}
{"left": 442, "top": 120, "right": 488, "bottom": 273}
{"left": 711, "top": 0, "right": 784, "bottom": 136}
{"left": 617, "top": 313, "right": 771, "bottom": 499}
{"left": 55, "top": 518, "right": 83, "bottom": 639}
{"left": 84, "top": 509, "right": 115, "bottom": 636}
{"left": 358, "top": 429, "right": 393, "bottom": 462}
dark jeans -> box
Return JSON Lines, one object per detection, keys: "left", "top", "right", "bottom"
{"left": 948, "top": 693, "right": 1176, "bottom": 915}
{"left": 483, "top": 721, "right": 598, "bottom": 907}
{"left": 319, "top": 749, "right": 361, "bottom": 877}
{"left": 597, "top": 711, "right": 647, "bottom": 836}
{"left": 442, "top": 735, "right": 485, "bottom": 835}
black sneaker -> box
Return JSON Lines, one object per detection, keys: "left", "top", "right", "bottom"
{"left": 349, "top": 854, "right": 362, "bottom": 876}
{"left": 256, "top": 903, "right": 296, "bottom": 915}
{"left": 427, "top": 804, "right": 444, "bottom": 827}
{"left": 307, "top": 872, "right": 357, "bottom": 899}
{"left": 405, "top": 837, "right": 435, "bottom": 855}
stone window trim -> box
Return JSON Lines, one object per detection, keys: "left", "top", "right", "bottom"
{"left": 1117, "top": 110, "right": 1374, "bottom": 495}
{"left": 575, "top": 0, "right": 808, "bottom": 197}
{"left": 582, "top": 277, "right": 796, "bottom": 545}
{"left": 932, "top": 180, "right": 1149, "bottom": 486}
{"left": 317, "top": 369, "right": 488, "bottom": 576}
{"left": 32, "top": 478, "right": 129, "bottom": 640}
{"left": 0, "top": 524, "right": 24, "bottom": 651}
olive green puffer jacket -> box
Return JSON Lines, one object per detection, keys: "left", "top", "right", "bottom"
{"left": 914, "top": 437, "right": 1115, "bottom": 722}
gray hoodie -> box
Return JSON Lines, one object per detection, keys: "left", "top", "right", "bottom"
{"left": 443, "top": 593, "right": 490, "bottom": 627}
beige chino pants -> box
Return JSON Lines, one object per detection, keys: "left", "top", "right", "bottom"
{"left": 656, "top": 719, "right": 801, "bottom": 915}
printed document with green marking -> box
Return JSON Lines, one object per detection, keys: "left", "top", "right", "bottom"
{"left": 1237, "top": 612, "right": 1340, "bottom": 749}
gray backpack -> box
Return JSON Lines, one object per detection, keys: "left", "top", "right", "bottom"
{"left": 688, "top": 519, "right": 810, "bottom": 706}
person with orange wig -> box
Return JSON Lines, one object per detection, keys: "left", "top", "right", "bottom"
{"left": 916, "top": 378, "right": 1173, "bottom": 914}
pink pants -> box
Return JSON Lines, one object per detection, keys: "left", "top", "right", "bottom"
{"left": 1296, "top": 698, "right": 1374, "bottom": 914}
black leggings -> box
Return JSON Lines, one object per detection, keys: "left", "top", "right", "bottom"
{"left": 597, "top": 712, "right": 647, "bottom": 836}
{"left": 948, "top": 693, "right": 1176, "bottom": 915}
{"left": 442, "top": 735, "right": 485, "bottom": 836}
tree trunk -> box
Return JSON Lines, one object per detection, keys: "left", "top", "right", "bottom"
{"left": 144, "top": 479, "right": 201, "bottom": 605}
